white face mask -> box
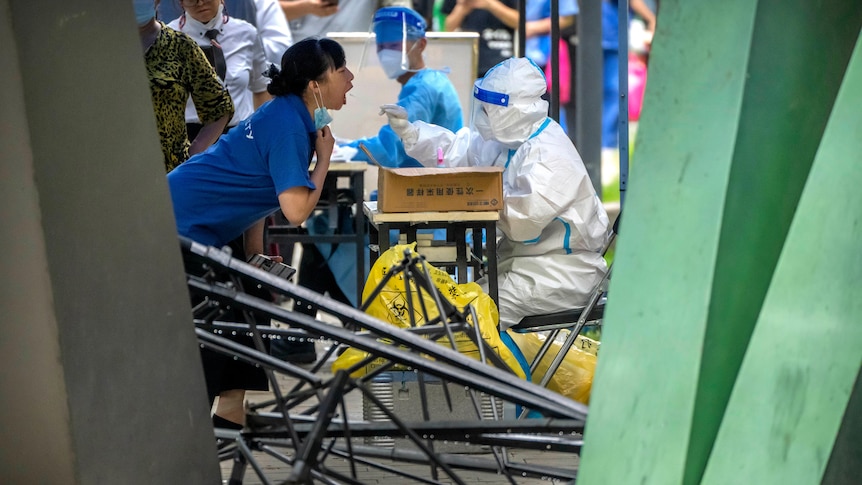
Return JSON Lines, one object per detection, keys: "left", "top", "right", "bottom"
{"left": 377, "top": 48, "right": 409, "bottom": 80}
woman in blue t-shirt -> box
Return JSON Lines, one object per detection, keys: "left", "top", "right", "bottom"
{"left": 169, "top": 36, "right": 354, "bottom": 254}
{"left": 167, "top": 36, "right": 354, "bottom": 429}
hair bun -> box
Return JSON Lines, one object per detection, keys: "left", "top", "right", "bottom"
{"left": 267, "top": 37, "right": 346, "bottom": 98}
{"left": 265, "top": 64, "right": 290, "bottom": 96}
{"left": 264, "top": 63, "right": 279, "bottom": 80}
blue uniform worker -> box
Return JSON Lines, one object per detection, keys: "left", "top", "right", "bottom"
{"left": 168, "top": 94, "right": 318, "bottom": 248}
{"left": 343, "top": 6, "right": 464, "bottom": 168}
{"left": 311, "top": 7, "right": 464, "bottom": 308}
{"left": 344, "top": 68, "right": 463, "bottom": 167}
{"left": 166, "top": 37, "right": 355, "bottom": 422}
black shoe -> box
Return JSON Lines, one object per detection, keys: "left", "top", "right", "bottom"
{"left": 212, "top": 414, "right": 243, "bottom": 430}
{"left": 212, "top": 415, "right": 242, "bottom": 453}
{"left": 271, "top": 339, "right": 317, "bottom": 363}
{"left": 285, "top": 351, "right": 317, "bottom": 364}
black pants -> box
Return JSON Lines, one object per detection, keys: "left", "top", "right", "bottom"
{"left": 269, "top": 243, "right": 351, "bottom": 362}
{"left": 294, "top": 243, "right": 352, "bottom": 314}
{"left": 187, "top": 236, "right": 272, "bottom": 404}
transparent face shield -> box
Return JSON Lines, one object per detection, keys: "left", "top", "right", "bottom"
{"left": 473, "top": 74, "right": 545, "bottom": 150}
{"left": 358, "top": 9, "right": 423, "bottom": 80}
{"left": 465, "top": 81, "right": 512, "bottom": 166}
{"left": 470, "top": 83, "right": 510, "bottom": 143}
{"left": 466, "top": 58, "right": 551, "bottom": 166}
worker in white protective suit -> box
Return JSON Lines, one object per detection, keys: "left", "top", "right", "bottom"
{"left": 380, "top": 57, "right": 610, "bottom": 329}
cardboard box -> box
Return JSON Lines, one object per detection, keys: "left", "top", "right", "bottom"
{"left": 377, "top": 166, "right": 504, "bottom": 213}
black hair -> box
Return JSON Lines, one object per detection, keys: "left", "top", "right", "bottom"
{"left": 266, "top": 37, "right": 346, "bottom": 97}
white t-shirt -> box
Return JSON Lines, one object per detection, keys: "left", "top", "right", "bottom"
{"left": 287, "top": 0, "right": 379, "bottom": 41}
{"left": 169, "top": 8, "right": 268, "bottom": 126}
{"left": 251, "top": 0, "right": 294, "bottom": 65}
{"left": 158, "top": 0, "right": 292, "bottom": 66}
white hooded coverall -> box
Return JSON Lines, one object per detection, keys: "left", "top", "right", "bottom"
{"left": 385, "top": 57, "right": 610, "bottom": 329}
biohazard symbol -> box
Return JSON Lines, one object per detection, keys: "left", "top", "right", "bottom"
{"left": 390, "top": 299, "right": 408, "bottom": 319}
{"left": 386, "top": 293, "right": 425, "bottom": 325}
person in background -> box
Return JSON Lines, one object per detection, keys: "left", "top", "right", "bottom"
{"left": 168, "top": 3, "right": 275, "bottom": 427}
{"left": 278, "top": 7, "right": 463, "bottom": 354}
{"left": 280, "top": 0, "right": 412, "bottom": 42}
{"left": 159, "top": 0, "right": 294, "bottom": 66}
{"left": 602, "top": 0, "right": 656, "bottom": 149}
{"left": 524, "top": 0, "right": 577, "bottom": 133}
{"left": 442, "top": 0, "right": 519, "bottom": 79}
{"left": 135, "top": 0, "right": 234, "bottom": 172}
{"left": 342, "top": 6, "right": 463, "bottom": 168}
{"left": 168, "top": 0, "right": 271, "bottom": 139}
{"left": 167, "top": 37, "right": 354, "bottom": 427}
{"left": 382, "top": 57, "right": 610, "bottom": 330}
{"left": 410, "top": 0, "right": 436, "bottom": 28}
{"left": 524, "top": 0, "right": 576, "bottom": 70}
{"left": 268, "top": 0, "right": 412, "bottom": 365}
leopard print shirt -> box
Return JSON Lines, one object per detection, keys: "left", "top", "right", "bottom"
{"left": 145, "top": 22, "right": 234, "bottom": 172}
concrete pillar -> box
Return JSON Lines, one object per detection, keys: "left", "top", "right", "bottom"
{"left": 0, "top": 0, "right": 219, "bottom": 482}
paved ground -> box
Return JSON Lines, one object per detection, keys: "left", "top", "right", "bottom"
{"left": 216, "top": 339, "right": 582, "bottom": 484}
{"left": 214, "top": 173, "right": 610, "bottom": 484}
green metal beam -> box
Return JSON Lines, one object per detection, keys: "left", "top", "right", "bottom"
{"left": 690, "top": 2, "right": 862, "bottom": 483}
{"left": 578, "top": 1, "right": 758, "bottom": 483}
{"left": 701, "top": 31, "right": 862, "bottom": 484}
{"left": 822, "top": 369, "right": 862, "bottom": 484}
{"left": 578, "top": 1, "right": 862, "bottom": 484}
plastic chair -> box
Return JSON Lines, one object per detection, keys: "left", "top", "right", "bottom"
{"left": 509, "top": 213, "right": 620, "bottom": 389}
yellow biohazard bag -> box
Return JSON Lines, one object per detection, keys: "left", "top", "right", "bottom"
{"left": 507, "top": 331, "right": 598, "bottom": 404}
{"left": 331, "top": 243, "right": 526, "bottom": 379}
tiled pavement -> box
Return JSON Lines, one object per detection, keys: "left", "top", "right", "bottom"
{"left": 216, "top": 341, "right": 581, "bottom": 485}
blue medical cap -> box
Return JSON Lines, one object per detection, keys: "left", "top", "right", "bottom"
{"left": 373, "top": 7, "right": 426, "bottom": 44}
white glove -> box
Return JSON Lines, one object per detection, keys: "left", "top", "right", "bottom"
{"left": 379, "top": 104, "right": 418, "bottom": 146}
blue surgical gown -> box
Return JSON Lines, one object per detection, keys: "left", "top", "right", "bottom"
{"left": 345, "top": 68, "right": 463, "bottom": 168}
{"left": 320, "top": 68, "right": 464, "bottom": 305}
